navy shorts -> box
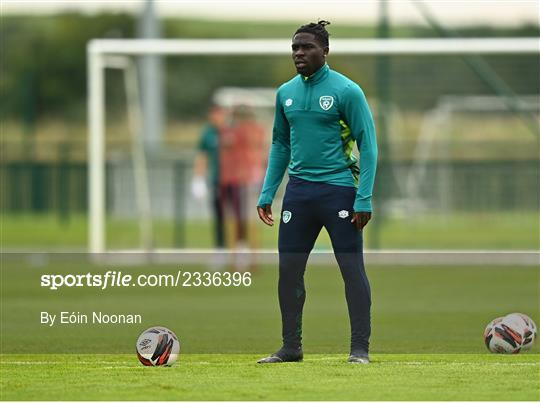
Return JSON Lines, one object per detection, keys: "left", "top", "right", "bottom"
{"left": 279, "top": 176, "right": 362, "bottom": 253}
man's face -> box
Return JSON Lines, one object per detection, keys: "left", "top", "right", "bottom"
{"left": 291, "top": 32, "right": 328, "bottom": 77}
{"left": 209, "top": 107, "right": 226, "bottom": 128}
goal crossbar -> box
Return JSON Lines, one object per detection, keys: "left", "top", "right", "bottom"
{"left": 88, "top": 38, "right": 540, "bottom": 56}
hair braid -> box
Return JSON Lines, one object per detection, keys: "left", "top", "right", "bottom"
{"left": 294, "top": 20, "right": 331, "bottom": 47}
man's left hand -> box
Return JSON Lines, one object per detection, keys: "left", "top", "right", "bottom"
{"left": 351, "top": 211, "right": 372, "bottom": 231}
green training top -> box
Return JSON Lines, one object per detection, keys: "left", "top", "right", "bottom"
{"left": 198, "top": 124, "right": 220, "bottom": 186}
{"left": 257, "top": 64, "right": 378, "bottom": 212}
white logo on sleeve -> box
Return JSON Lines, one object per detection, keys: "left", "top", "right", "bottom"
{"left": 285, "top": 98, "right": 293, "bottom": 107}
{"left": 282, "top": 210, "right": 292, "bottom": 223}
{"left": 338, "top": 210, "right": 349, "bottom": 219}
{"left": 319, "top": 95, "right": 334, "bottom": 110}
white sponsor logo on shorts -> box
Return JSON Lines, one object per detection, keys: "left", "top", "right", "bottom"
{"left": 338, "top": 210, "right": 349, "bottom": 219}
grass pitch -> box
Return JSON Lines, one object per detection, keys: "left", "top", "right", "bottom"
{"left": 2, "top": 211, "right": 539, "bottom": 250}
{"left": 1, "top": 259, "right": 539, "bottom": 400}
{"left": 1, "top": 353, "right": 539, "bottom": 400}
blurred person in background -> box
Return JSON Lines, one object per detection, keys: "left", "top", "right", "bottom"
{"left": 219, "top": 105, "right": 266, "bottom": 270}
{"left": 236, "top": 106, "right": 267, "bottom": 191}
{"left": 230, "top": 105, "right": 267, "bottom": 269}
{"left": 256, "top": 21, "right": 378, "bottom": 364}
{"left": 192, "top": 105, "right": 227, "bottom": 249}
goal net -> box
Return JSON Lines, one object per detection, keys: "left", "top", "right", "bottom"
{"left": 87, "top": 38, "right": 540, "bottom": 265}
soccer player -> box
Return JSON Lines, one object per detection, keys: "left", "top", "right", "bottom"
{"left": 256, "top": 21, "right": 378, "bottom": 364}
{"left": 192, "top": 106, "right": 227, "bottom": 248}
{"left": 222, "top": 106, "right": 267, "bottom": 270}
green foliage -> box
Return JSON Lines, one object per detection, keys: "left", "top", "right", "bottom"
{"left": 1, "top": 14, "right": 539, "bottom": 122}
{"left": 1, "top": 14, "right": 134, "bottom": 122}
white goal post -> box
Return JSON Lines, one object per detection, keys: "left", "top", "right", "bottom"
{"left": 87, "top": 37, "right": 540, "bottom": 262}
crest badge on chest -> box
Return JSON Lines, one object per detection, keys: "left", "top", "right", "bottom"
{"left": 319, "top": 95, "right": 334, "bottom": 111}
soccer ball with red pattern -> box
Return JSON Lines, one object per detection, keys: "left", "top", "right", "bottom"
{"left": 484, "top": 313, "right": 536, "bottom": 354}
{"left": 515, "top": 313, "right": 537, "bottom": 350}
{"left": 136, "top": 327, "right": 180, "bottom": 366}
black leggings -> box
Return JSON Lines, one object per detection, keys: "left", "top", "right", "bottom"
{"left": 278, "top": 176, "right": 371, "bottom": 353}
{"left": 219, "top": 184, "right": 247, "bottom": 242}
{"left": 211, "top": 186, "right": 225, "bottom": 248}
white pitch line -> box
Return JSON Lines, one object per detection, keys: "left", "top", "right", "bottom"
{"left": 101, "top": 366, "right": 141, "bottom": 369}
{"left": 1, "top": 358, "right": 540, "bottom": 369}
{"left": 1, "top": 362, "right": 149, "bottom": 369}
{"left": 381, "top": 361, "right": 540, "bottom": 366}
{"left": 1, "top": 361, "right": 126, "bottom": 365}
{"left": 294, "top": 362, "right": 540, "bottom": 367}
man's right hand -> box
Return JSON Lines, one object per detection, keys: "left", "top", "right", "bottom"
{"left": 257, "top": 204, "right": 274, "bottom": 226}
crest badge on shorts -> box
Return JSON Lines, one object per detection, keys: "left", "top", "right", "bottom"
{"left": 319, "top": 95, "right": 334, "bottom": 111}
{"left": 282, "top": 210, "right": 292, "bottom": 223}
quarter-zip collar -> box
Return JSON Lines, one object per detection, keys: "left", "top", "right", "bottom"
{"left": 302, "top": 63, "right": 329, "bottom": 85}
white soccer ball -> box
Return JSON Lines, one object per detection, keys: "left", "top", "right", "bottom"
{"left": 136, "top": 327, "right": 180, "bottom": 366}
{"left": 513, "top": 313, "right": 537, "bottom": 351}
{"left": 484, "top": 316, "right": 504, "bottom": 351}
{"left": 484, "top": 315, "right": 524, "bottom": 354}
